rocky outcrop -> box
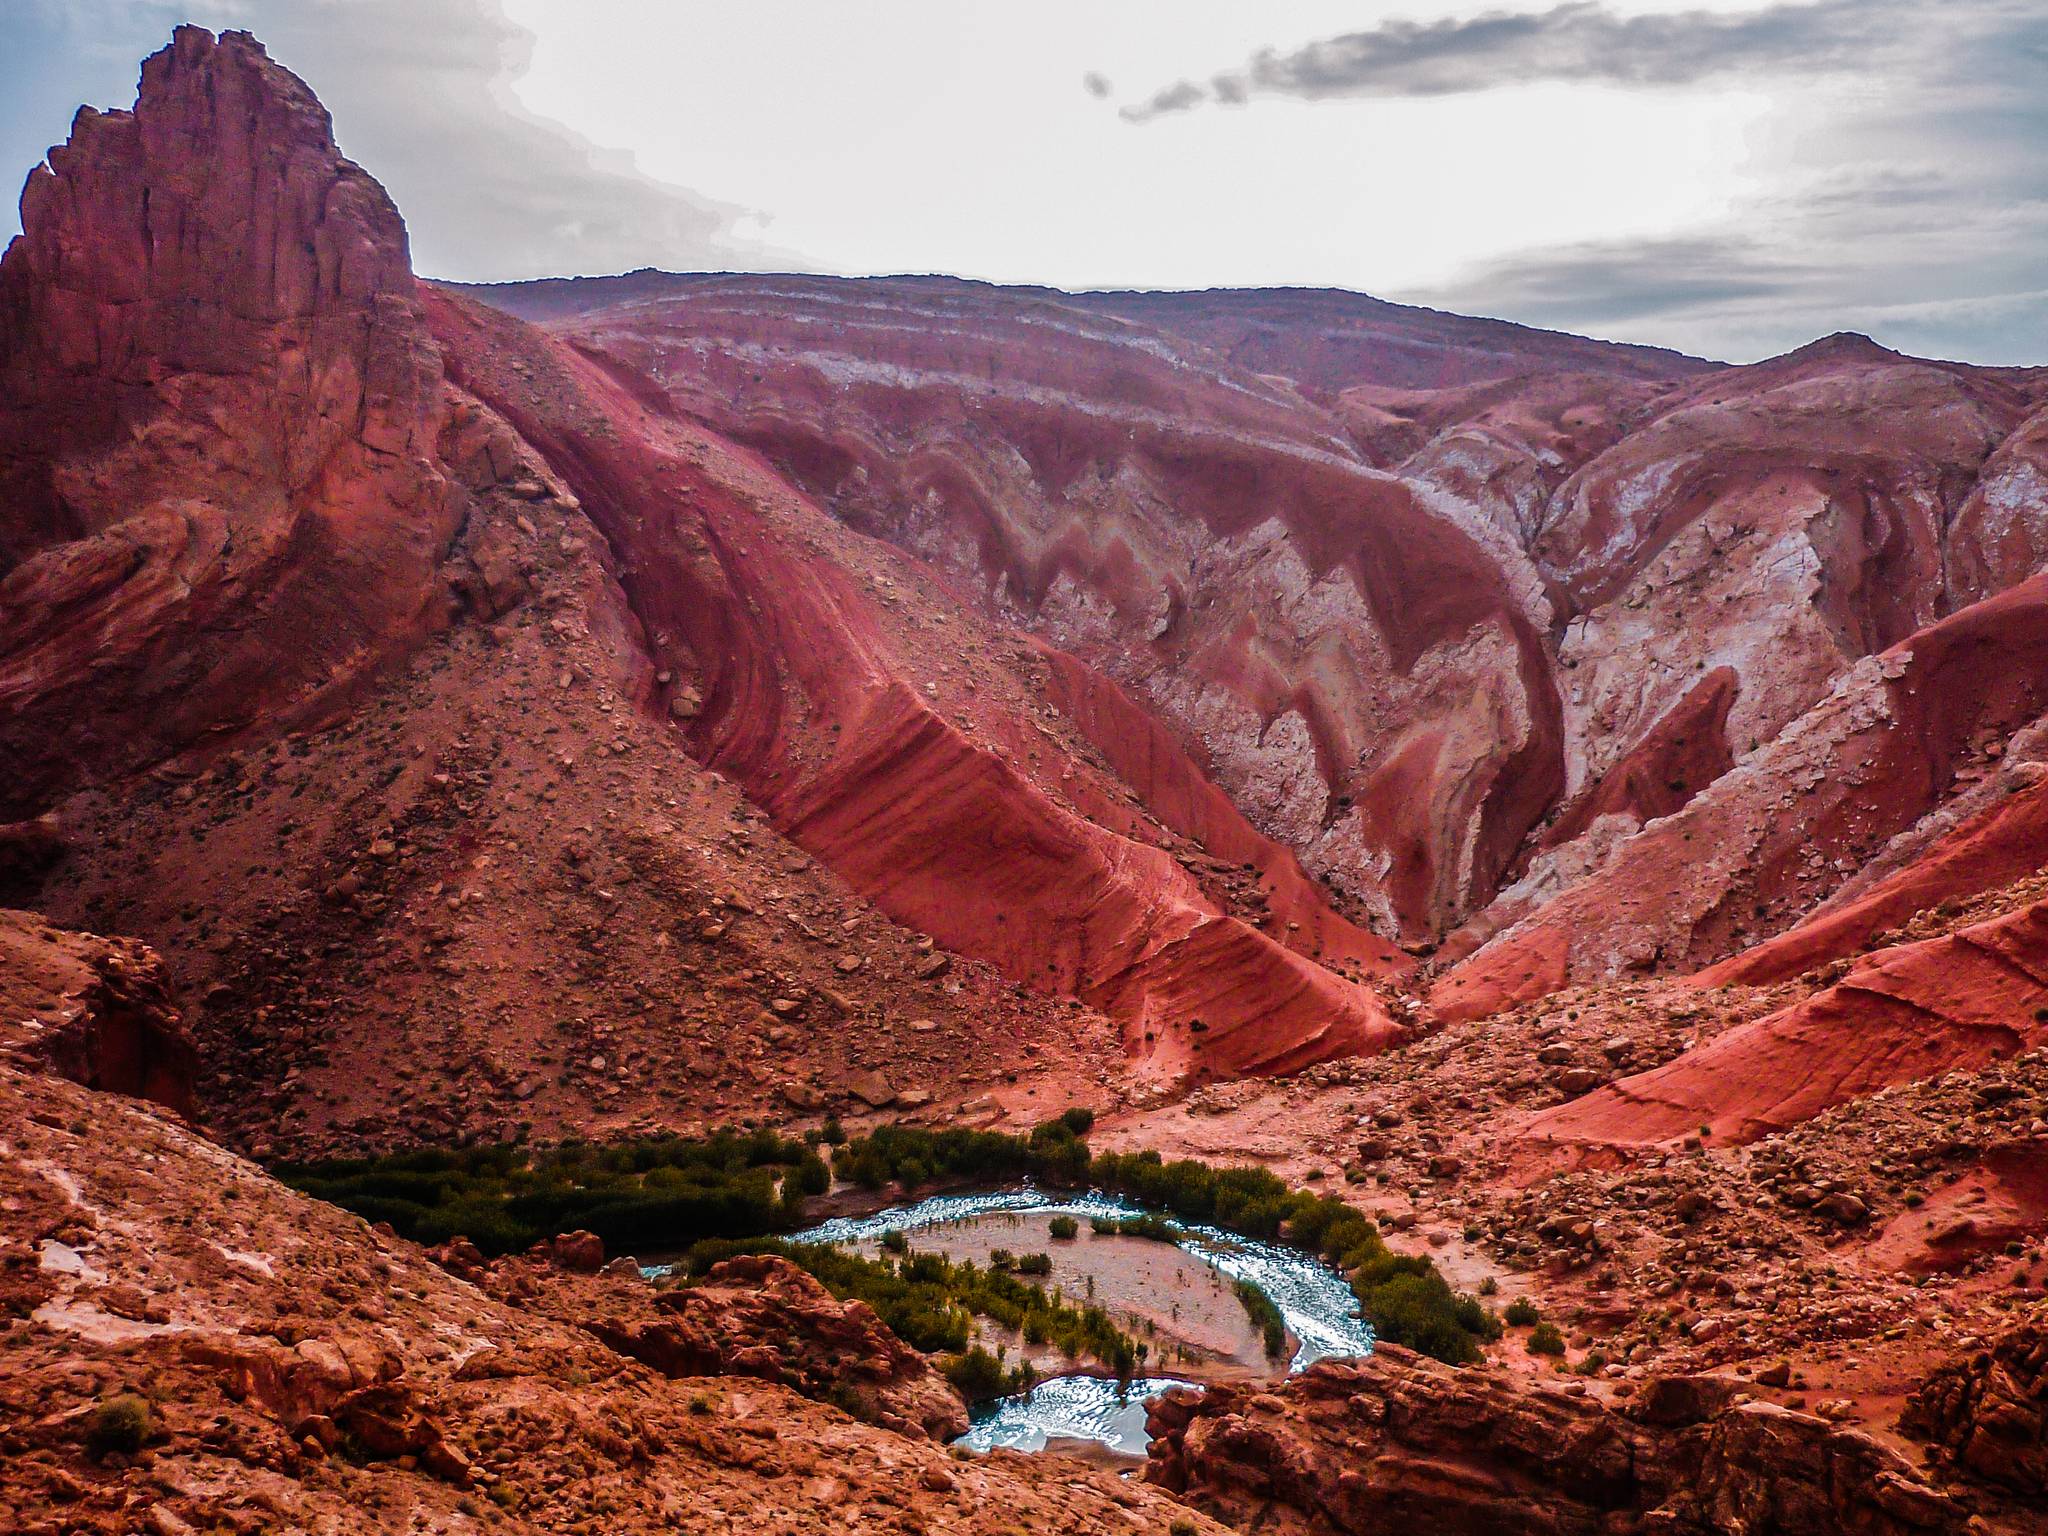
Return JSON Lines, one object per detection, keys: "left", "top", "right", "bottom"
{"left": 0, "top": 26, "right": 457, "bottom": 816}
{"left": 1905, "top": 1307, "right": 2048, "bottom": 1498}
{"left": 1436, "top": 576, "right": 2048, "bottom": 1020}
{"left": 0, "top": 908, "right": 192, "bottom": 1110}
{"left": 587, "top": 1255, "right": 968, "bottom": 1440}
{"left": 1699, "top": 763, "right": 2048, "bottom": 988}
{"left": 1519, "top": 897, "right": 2048, "bottom": 1151}
{"left": 1145, "top": 1349, "right": 1969, "bottom": 1535}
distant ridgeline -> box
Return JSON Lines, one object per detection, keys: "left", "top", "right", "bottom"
{"left": 277, "top": 1110, "right": 1499, "bottom": 1365}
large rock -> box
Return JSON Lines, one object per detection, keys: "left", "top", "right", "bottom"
{"left": 0, "top": 908, "right": 192, "bottom": 1111}
{"left": 1144, "top": 1347, "right": 1969, "bottom": 1535}
{"left": 585, "top": 1254, "right": 969, "bottom": 1441}
{"left": 1904, "top": 1309, "right": 2048, "bottom": 1497}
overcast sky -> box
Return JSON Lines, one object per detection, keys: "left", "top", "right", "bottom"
{"left": 4, "top": 0, "right": 2044, "bottom": 364}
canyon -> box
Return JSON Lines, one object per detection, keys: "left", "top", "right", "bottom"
{"left": 2, "top": 25, "right": 2046, "bottom": 1536}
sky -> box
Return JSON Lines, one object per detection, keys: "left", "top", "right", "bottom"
{"left": 3, "top": 0, "right": 2044, "bottom": 365}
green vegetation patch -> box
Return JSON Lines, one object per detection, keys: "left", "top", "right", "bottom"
{"left": 274, "top": 1126, "right": 828, "bottom": 1256}
{"left": 1234, "top": 1278, "right": 1289, "bottom": 1360}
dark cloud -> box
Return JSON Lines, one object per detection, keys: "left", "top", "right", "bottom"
{"left": 1121, "top": 0, "right": 1890, "bottom": 121}
{"left": 1119, "top": 0, "right": 2048, "bottom": 363}
{"left": 1405, "top": 193, "right": 2048, "bottom": 365}
{"left": 1081, "top": 71, "right": 1112, "bottom": 99}
{"left": 3, "top": 0, "right": 795, "bottom": 282}
{"left": 1406, "top": 235, "right": 1820, "bottom": 329}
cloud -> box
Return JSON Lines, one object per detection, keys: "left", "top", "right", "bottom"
{"left": 3, "top": 0, "right": 796, "bottom": 282}
{"left": 1081, "top": 71, "right": 1112, "bottom": 99}
{"left": 1115, "top": 0, "right": 2048, "bottom": 363}
{"left": 1119, "top": 0, "right": 1892, "bottom": 121}
{"left": 1410, "top": 235, "right": 1819, "bottom": 328}
{"left": 1404, "top": 178, "right": 2048, "bottom": 364}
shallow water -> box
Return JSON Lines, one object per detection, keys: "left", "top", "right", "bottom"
{"left": 955, "top": 1373, "right": 1185, "bottom": 1455}
{"left": 792, "top": 1186, "right": 1375, "bottom": 1455}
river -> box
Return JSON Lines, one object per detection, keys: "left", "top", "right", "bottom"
{"left": 791, "top": 1186, "right": 1374, "bottom": 1456}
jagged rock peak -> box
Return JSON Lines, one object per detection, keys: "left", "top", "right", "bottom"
{"left": 2, "top": 24, "right": 413, "bottom": 373}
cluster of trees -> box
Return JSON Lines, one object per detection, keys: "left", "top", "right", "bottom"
{"left": 827, "top": 1108, "right": 1094, "bottom": 1191}
{"left": 991, "top": 1249, "right": 1054, "bottom": 1276}
{"left": 1282, "top": 1185, "right": 1500, "bottom": 1365}
{"left": 274, "top": 1127, "right": 828, "bottom": 1256}
{"left": 942, "top": 1345, "right": 1035, "bottom": 1399}
{"left": 674, "top": 1236, "right": 1138, "bottom": 1383}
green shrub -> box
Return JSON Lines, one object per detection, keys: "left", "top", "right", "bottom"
{"left": 1015, "top": 1252, "right": 1053, "bottom": 1277}
{"left": 1528, "top": 1321, "right": 1567, "bottom": 1356}
{"left": 1234, "top": 1279, "right": 1289, "bottom": 1360}
{"left": 1048, "top": 1214, "right": 1079, "bottom": 1240}
{"left": 86, "top": 1394, "right": 152, "bottom": 1458}
{"left": 1505, "top": 1297, "right": 1540, "bottom": 1327}
{"left": 880, "top": 1228, "right": 910, "bottom": 1255}
{"left": 1090, "top": 1213, "right": 1183, "bottom": 1243}
{"left": 943, "top": 1346, "right": 1012, "bottom": 1400}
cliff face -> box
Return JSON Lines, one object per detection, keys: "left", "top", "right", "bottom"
{"left": 0, "top": 26, "right": 456, "bottom": 816}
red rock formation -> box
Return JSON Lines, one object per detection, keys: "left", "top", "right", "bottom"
{"left": 479, "top": 272, "right": 1570, "bottom": 942}
{"left": 1519, "top": 898, "right": 2048, "bottom": 1152}
{"left": 1144, "top": 1350, "right": 1969, "bottom": 1535}
{"left": 418, "top": 286, "right": 1402, "bottom": 1082}
{"left": 463, "top": 273, "right": 2048, "bottom": 1019}
{"left": 1905, "top": 1308, "right": 2048, "bottom": 1498}
{"left": 1437, "top": 577, "right": 2048, "bottom": 1021}
{"left": 584, "top": 1254, "right": 969, "bottom": 1440}
{"left": 0, "top": 27, "right": 457, "bottom": 817}
{"left": 0, "top": 908, "right": 192, "bottom": 1110}
{"left": 1700, "top": 769, "right": 2048, "bottom": 988}
{"left": 10, "top": 25, "right": 2048, "bottom": 1138}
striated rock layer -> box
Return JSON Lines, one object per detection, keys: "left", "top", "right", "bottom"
{"left": 1519, "top": 897, "right": 2048, "bottom": 1153}
{"left": 464, "top": 273, "right": 2048, "bottom": 1017}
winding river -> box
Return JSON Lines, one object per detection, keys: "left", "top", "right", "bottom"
{"left": 792, "top": 1188, "right": 1375, "bottom": 1455}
